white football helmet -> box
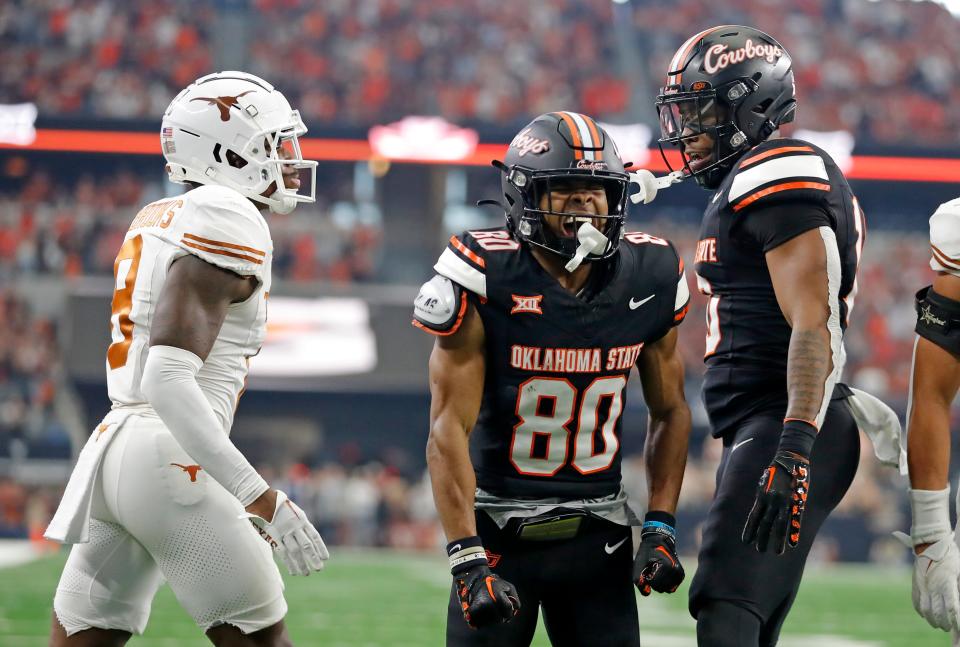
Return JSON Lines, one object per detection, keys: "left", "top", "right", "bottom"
{"left": 161, "top": 71, "right": 317, "bottom": 214}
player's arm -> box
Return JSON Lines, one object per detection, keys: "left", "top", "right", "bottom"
{"left": 908, "top": 273, "right": 960, "bottom": 495}
{"left": 743, "top": 225, "right": 838, "bottom": 553}
{"left": 141, "top": 254, "right": 328, "bottom": 575}
{"left": 638, "top": 327, "right": 690, "bottom": 516}
{"left": 423, "top": 301, "right": 521, "bottom": 627}
{"left": 633, "top": 326, "right": 690, "bottom": 595}
{"left": 425, "top": 301, "right": 485, "bottom": 541}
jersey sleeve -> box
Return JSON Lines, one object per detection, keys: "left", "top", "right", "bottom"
{"left": 673, "top": 257, "right": 690, "bottom": 326}
{"left": 728, "top": 144, "right": 834, "bottom": 251}
{"left": 433, "top": 232, "right": 488, "bottom": 298}
{"left": 929, "top": 198, "right": 960, "bottom": 276}
{"left": 168, "top": 185, "right": 271, "bottom": 279}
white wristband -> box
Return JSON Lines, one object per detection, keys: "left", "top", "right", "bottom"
{"left": 908, "top": 486, "right": 952, "bottom": 546}
{"left": 141, "top": 345, "right": 269, "bottom": 506}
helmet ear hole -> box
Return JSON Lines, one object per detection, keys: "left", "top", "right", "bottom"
{"left": 226, "top": 150, "right": 248, "bottom": 169}
{"left": 752, "top": 99, "right": 773, "bottom": 115}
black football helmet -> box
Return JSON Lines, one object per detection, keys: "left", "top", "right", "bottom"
{"left": 655, "top": 26, "right": 797, "bottom": 189}
{"left": 492, "top": 112, "right": 629, "bottom": 262}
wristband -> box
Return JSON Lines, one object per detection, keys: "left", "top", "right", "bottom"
{"left": 642, "top": 511, "right": 677, "bottom": 541}
{"left": 908, "top": 486, "right": 952, "bottom": 546}
{"left": 447, "top": 535, "right": 487, "bottom": 574}
{"left": 778, "top": 419, "right": 817, "bottom": 459}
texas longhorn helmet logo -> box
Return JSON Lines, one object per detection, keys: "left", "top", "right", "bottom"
{"left": 189, "top": 90, "right": 255, "bottom": 122}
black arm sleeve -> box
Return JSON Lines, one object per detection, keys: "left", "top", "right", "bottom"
{"left": 916, "top": 286, "right": 960, "bottom": 355}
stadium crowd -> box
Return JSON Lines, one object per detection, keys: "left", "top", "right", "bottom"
{"left": 0, "top": 169, "right": 382, "bottom": 283}
{"left": 3, "top": 0, "right": 960, "bottom": 147}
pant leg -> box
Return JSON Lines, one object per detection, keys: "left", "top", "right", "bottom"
{"left": 103, "top": 419, "right": 287, "bottom": 634}
{"left": 53, "top": 425, "right": 164, "bottom": 636}
{"left": 446, "top": 511, "right": 540, "bottom": 647}
{"left": 689, "top": 401, "right": 859, "bottom": 645}
{"left": 539, "top": 517, "right": 640, "bottom": 647}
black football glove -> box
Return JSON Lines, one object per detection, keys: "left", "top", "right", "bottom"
{"left": 742, "top": 450, "right": 810, "bottom": 554}
{"left": 633, "top": 512, "right": 684, "bottom": 596}
{"left": 448, "top": 536, "right": 520, "bottom": 629}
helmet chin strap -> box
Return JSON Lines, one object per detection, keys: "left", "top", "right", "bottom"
{"left": 564, "top": 222, "right": 609, "bottom": 272}
{"left": 269, "top": 194, "right": 298, "bottom": 215}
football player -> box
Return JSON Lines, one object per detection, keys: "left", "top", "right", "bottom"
{"left": 654, "top": 27, "right": 867, "bottom": 646}
{"left": 415, "top": 111, "right": 692, "bottom": 646}
{"left": 899, "top": 198, "right": 960, "bottom": 638}
{"left": 44, "top": 72, "right": 328, "bottom": 647}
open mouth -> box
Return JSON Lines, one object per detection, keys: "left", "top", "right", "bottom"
{"left": 686, "top": 150, "right": 713, "bottom": 173}
{"left": 560, "top": 215, "right": 596, "bottom": 238}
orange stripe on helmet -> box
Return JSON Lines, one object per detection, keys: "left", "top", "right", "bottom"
{"left": 669, "top": 25, "right": 727, "bottom": 85}
{"left": 554, "top": 112, "right": 583, "bottom": 159}
{"left": 582, "top": 114, "right": 603, "bottom": 161}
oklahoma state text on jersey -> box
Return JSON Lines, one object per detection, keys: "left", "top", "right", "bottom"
{"left": 417, "top": 228, "right": 689, "bottom": 499}
{"left": 694, "top": 138, "right": 865, "bottom": 435}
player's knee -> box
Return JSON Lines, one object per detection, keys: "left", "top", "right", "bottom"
{"left": 695, "top": 600, "right": 761, "bottom": 647}
{"left": 206, "top": 620, "right": 292, "bottom": 647}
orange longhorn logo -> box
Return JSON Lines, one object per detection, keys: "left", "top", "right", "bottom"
{"left": 189, "top": 90, "right": 255, "bottom": 122}
{"left": 95, "top": 424, "right": 111, "bottom": 441}
{"left": 170, "top": 463, "right": 203, "bottom": 482}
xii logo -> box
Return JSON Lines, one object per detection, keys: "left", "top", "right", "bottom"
{"left": 511, "top": 294, "right": 543, "bottom": 315}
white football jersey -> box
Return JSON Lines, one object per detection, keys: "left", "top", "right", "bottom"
{"left": 929, "top": 197, "right": 960, "bottom": 277}
{"left": 106, "top": 184, "right": 272, "bottom": 433}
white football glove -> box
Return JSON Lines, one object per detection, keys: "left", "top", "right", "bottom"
{"left": 241, "top": 489, "right": 329, "bottom": 576}
{"left": 896, "top": 532, "right": 960, "bottom": 632}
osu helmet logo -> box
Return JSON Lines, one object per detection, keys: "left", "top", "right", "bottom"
{"left": 190, "top": 90, "right": 255, "bottom": 122}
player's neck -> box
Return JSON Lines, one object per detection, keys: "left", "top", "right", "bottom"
{"left": 529, "top": 246, "right": 593, "bottom": 295}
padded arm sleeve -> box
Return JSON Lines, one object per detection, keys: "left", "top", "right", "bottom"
{"left": 915, "top": 286, "right": 960, "bottom": 355}
{"left": 141, "top": 345, "right": 269, "bottom": 506}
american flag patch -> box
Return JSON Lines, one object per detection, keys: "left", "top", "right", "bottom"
{"left": 161, "top": 126, "right": 173, "bottom": 137}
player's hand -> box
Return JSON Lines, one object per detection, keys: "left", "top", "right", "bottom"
{"left": 742, "top": 451, "right": 810, "bottom": 554}
{"left": 905, "top": 535, "right": 960, "bottom": 632}
{"left": 241, "top": 489, "right": 329, "bottom": 576}
{"left": 454, "top": 562, "right": 521, "bottom": 628}
{"left": 634, "top": 514, "right": 684, "bottom": 595}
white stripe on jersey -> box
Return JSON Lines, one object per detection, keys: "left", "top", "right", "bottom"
{"left": 728, "top": 154, "right": 828, "bottom": 202}
{"left": 675, "top": 270, "right": 690, "bottom": 310}
{"left": 435, "top": 247, "right": 487, "bottom": 298}
{"left": 814, "top": 225, "right": 846, "bottom": 429}
{"left": 567, "top": 112, "right": 596, "bottom": 161}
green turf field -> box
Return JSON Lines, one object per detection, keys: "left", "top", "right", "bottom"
{"left": 0, "top": 548, "right": 949, "bottom": 646}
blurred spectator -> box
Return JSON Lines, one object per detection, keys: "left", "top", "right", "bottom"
{"left": 0, "top": 170, "right": 383, "bottom": 283}
{"left": 3, "top": 0, "right": 959, "bottom": 147}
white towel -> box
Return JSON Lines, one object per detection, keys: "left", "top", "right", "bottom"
{"left": 44, "top": 409, "right": 139, "bottom": 544}
{"left": 844, "top": 387, "right": 907, "bottom": 474}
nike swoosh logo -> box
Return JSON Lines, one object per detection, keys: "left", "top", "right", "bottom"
{"left": 731, "top": 438, "right": 754, "bottom": 454}
{"left": 604, "top": 537, "right": 629, "bottom": 554}
{"left": 449, "top": 543, "right": 461, "bottom": 554}
{"left": 629, "top": 295, "right": 655, "bottom": 310}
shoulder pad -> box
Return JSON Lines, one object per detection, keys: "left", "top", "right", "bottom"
{"left": 727, "top": 141, "right": 832, "bottom": 214}
{"left": 916, "top": 285, "right": 960, "bottom": 354}
{"left": 929, "top": 199, "right": 960, "bottom": 276}
{"left": 433, "top": 232, "right": 494, "bottom": 298}
{"left": 412, "top": 275, "right": 467, "bottom": 335}
{"left": 169, "top": 185, "right": 271, "bottom": 278}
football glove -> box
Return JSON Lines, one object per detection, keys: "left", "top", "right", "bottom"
{"left": 634, "top": 512, "right": 684, "bottom": 595}
{"left": 448, "top": 536, "right": 520, "bottom": 628}
{"left": 241, "top": 489, "right": 329, "bottom": 576}
{"left": 742, "top": 450, "right": 810, "bottom": 554}
{"left": 907, "top": 535, "right": 960, "bottom": 633}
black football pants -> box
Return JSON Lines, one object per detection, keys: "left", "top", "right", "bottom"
{"left": 689, "top": 400, "right": 860, "bottom": 647}
{"left": 446, "top": 510, "right": 640, "bottom": 647}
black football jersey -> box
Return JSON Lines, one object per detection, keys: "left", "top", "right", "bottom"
{"left": 422, "top": 228, "right": 689, "bottom": 500}
{"left": 693, "top": 138, "right": 865, "bottom": 436}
